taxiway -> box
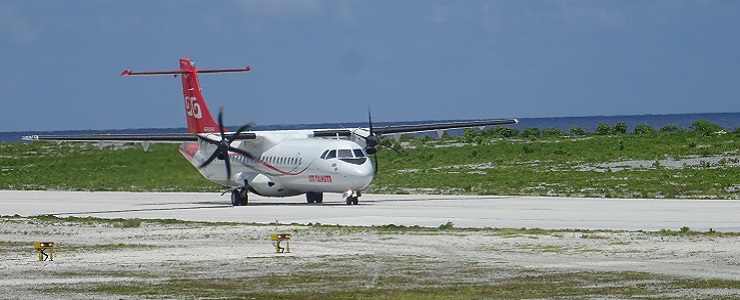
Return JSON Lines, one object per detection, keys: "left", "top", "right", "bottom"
{"left": 1, "top": 191, "right": 738, "bottom": 231}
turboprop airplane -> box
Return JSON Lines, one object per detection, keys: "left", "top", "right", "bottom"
{"left": 24, "top": 58, "right": 518, "bottom": 206}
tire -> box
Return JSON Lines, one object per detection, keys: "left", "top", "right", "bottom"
{"left": 239, "top": 189, "right": 248, "bottom": 206}
{"left": 232, "top": 189, "right": 248, "bottom": 206}
{"left": 231, "top": 190, "right": 240, "bottom": 206}
{"left": 306, "top": 192, "right": 323, "bottom": 204}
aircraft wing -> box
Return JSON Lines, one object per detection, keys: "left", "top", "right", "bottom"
{"left": 22, "top": 133, "right": 200, "bottom": 142}
{"left": 312, "top": 119, "right": 519, "bottom": 138}
{"left": 23, "top": 119, "right": 517, "bottom": 143}
{"left": 371, "top": 119, "right": 518, "bottom": 135}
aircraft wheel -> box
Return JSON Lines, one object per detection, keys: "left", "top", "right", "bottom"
{"left": 346, "top": 197, "right": 359, "bottom": 205}
{"left": 239, "top": 189, "right": 248, "bottom": 206}
{"left": 306, "top": 192, "right": 323, "bottom": 204}
{"left": 231, "top": 190, "right": 240, "bottom": 206}
{"left": 231, "top": 189, "right": 248, "bottom": 206}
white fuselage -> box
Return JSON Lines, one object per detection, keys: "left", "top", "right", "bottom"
{"left": 178, "top": 130, "right": 374, "bottom": 197}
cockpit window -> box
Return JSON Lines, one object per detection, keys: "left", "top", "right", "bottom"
{"left": 338, "top": 149, "right": 353, "bottom": 159}
{"left": 322, "top": 148, "right": 366, "bottom": 164}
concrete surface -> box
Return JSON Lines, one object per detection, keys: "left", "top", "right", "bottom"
{"left": 2, "top": 191, "right": 739, "bottom": 231}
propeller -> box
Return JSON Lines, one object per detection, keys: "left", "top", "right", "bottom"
{"left": 198, "top": 107, "right": 257, "bottom": 181}
{"left": 361, "top": 109, "right": 388, "bottom": 175}
{"left": 364, "top": 109, "right": 380, "bottom": 155}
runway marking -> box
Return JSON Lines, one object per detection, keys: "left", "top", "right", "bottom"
{"left": 38, "top": 205, "right": 230, "bottom": 217}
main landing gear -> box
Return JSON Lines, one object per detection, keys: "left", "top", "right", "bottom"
{"left": 306, "top": 192, "right": 323, "bottom": 204}
{"left": 231, "top": 188, "right": 248, "bottom": 206}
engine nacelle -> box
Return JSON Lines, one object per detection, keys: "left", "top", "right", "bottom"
{"left": 246, "top": 173, "right": 302, "bottom": 197}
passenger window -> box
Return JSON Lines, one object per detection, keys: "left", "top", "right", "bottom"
{"left": 326, "top": 150, "right": 337, "bottom": 159}
{"left": 338, "top": 149, "right": 353, "bottom": 159}
{"left": 353, "top": 149, "right": 365, "bottom": 158}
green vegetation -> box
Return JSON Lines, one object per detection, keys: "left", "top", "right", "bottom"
{"left": 1, "top": 120, "right": 738, "bottom": 198}
{"left": 45, "top": 270, "right": 740, "bottom": 299}
{"left": 0, "top": 142, "right": 219, "bottom": 192}
{"left": 372, "top": 120, "right": 738, "bottom": 199}
{"left": 10, "top": 215, "right": 740, "bottom": 237}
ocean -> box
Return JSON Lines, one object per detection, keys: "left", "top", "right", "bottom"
{"left": 2, "top": 112, "right": 738, "bottom": 143}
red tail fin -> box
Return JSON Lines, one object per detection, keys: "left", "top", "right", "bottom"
{"left": 121, "top": 58, "right": 251, "bottom": 134}
{"left": 178, "top": 58, "right": 219, "bottom": 133}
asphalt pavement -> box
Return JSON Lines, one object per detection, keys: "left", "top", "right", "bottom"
{"left": 1, "top": 191, "right": 738, "bottom": 231}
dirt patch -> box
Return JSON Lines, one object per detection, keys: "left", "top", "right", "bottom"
{"left": 1, "top": 217, "right": 739, "bottom": 298}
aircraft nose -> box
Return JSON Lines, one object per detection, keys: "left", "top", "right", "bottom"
{"left": 354, "top": 158, "right": 374, "bottom": 187}
{"left": 359, "top": 158, "right": 374, "bottom": 176}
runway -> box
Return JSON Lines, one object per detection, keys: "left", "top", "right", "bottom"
{"left": 1, "top": 190, "right": 739, "bottom": 231}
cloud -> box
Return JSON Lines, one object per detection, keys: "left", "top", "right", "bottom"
{"left": 0, "top": 3, "right": 41, "bottom": 44}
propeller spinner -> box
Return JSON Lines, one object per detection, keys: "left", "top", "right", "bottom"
{"left": 198, "top": 107, "right": 257, "bottom": 181}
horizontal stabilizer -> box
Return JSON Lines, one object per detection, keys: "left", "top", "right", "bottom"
{"left": 120, "top": 67, "right": 251, "bottom": 77}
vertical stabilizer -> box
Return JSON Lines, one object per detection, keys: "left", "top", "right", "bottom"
{"left": 178, "top": 58, "right": 219, "bottom": 133}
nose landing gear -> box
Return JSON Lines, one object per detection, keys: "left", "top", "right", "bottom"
{"left": 344, "top": 190, "right": 361, "bottom": 205}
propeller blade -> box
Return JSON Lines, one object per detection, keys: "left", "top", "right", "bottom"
{"left": 224, "top": 152, "right": 232, "bottom": 181}
{"left": 228, "top": 121, "right": 256, "bottom": 143}
{"left": 373, "top": 153, "right": 379, "bottom": 176}
{"left": 389, "top": 146, "right": 403, "bottom": 156}
{"left": 198, "top": 136, "right": 221, "bottom": 146}
{"left": 199, "top": 149, "right": 221, "bottom": 169}
{"left": 368, "top": 108, "right": 374, "bottom": 136}
{"left": 218, "top": 107, "right": 226, "bottom": 137}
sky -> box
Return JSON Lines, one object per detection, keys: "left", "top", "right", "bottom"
{"left": 1, "top": 1, "right": 739, "bottom": 132}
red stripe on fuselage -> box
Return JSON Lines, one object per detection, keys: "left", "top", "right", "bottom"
{"left": 180, "top": 142, "right": 311, "bottom": 176}
{"left": 229, "top": 153, "right": 312, "bottom": 176}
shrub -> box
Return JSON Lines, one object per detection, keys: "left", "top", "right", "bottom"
{"left": 462, "top": 128, "right": 478, "bottom": 143}
{"left": 521, "top": 128, "right": 541, "bottom": 138}
{"left": 113, "top": 218, "right": 142, "bottom": 228}
{"left": 439, "top": 221, "right": 455, "bottom": 230}
{"left": 660, "top": 124, "right": 680, "bottom": 133}
{"left": 522, "top": 145, "right": 536, "bottom": 154}
{"left": 411, "top": 135, "right": 432, "bottom": 147}
{"left": 690, "top": 120, "right": 725, "bottom": 136}
{"left": 595, "top": 123, "right": 610, "bottom": 135}
{"left": 399, "top": 134, "right": 415, "bottom": 142}
{"left": 542, "top": 128, "right": 564, "bottom": 137}
{"left": 611, "top": 122, "right": 627, "bottom": 135}
{"left": 491, "top": 126, "right": 519, "bottom": 138}
{"left": 633, "top": 124, "right": 655, "bottom": 135}
{"left": 569, "top": 126, "right": 586, "bottom": 136}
